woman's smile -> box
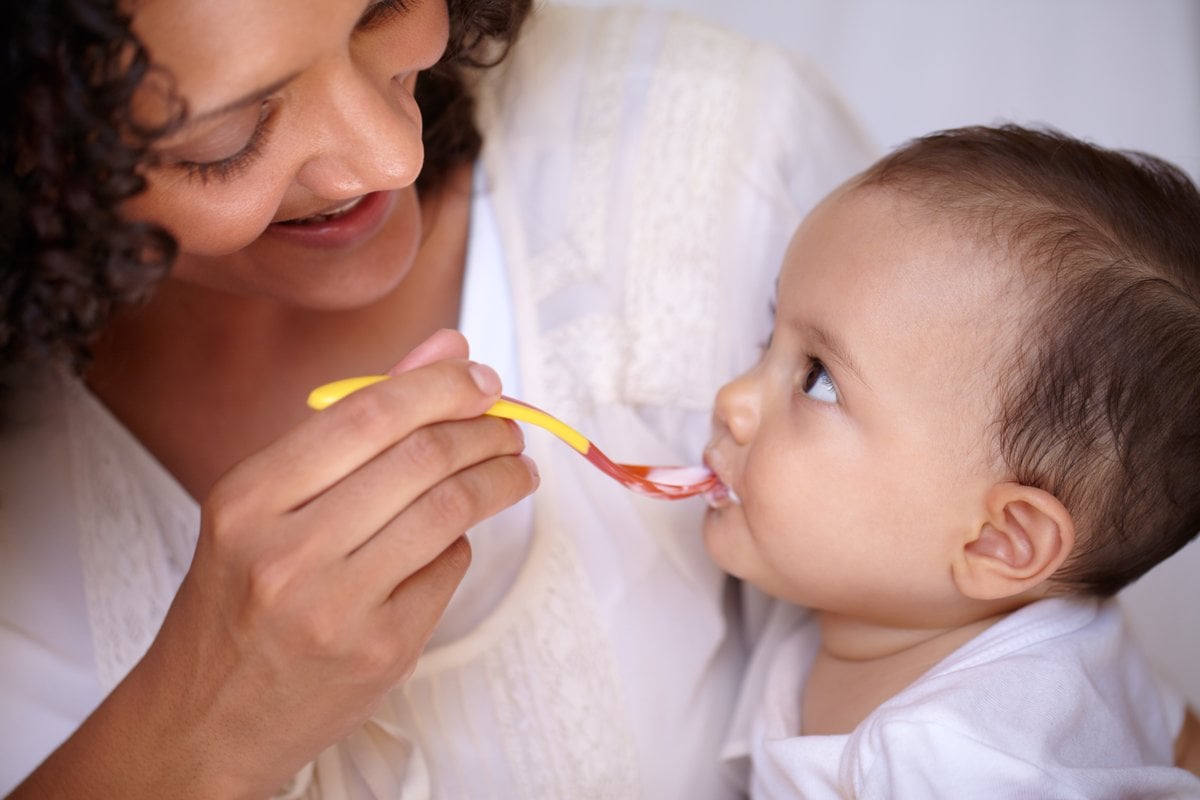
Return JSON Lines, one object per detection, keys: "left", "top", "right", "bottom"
{"left": 267, "top": 189, "right": 399, "bottom": 250}
{"left": 277, "top": 194, "right": 369, "bottom": 225}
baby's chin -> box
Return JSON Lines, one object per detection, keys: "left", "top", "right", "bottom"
{"left": 700, "top": 492, "right": 749, "bottom": 579}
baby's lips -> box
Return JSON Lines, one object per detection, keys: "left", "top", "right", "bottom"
{"left": 701, "top": 446, "right": 740, "bottom": 508}
{"left": 703, "top": 480, "right": 741, "bottom": 509}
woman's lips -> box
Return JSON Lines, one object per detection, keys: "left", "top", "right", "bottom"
{"left": 266, "top": 189, "right": 396, "bottom": 249}
{"left": 278, "top": 195, "right": 367, "bottom": 225}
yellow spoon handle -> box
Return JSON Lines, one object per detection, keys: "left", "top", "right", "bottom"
{"left": 306, "top": 375, "right": 390, "bottom": 408}
{"left": 306, "top": 375, "right": 590, "bottom": 454}
{"left": 485, "top": 398, "right": 589, "bottom": 453}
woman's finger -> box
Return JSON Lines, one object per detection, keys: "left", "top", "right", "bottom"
{"left": 374, "top": 536, "right": 474, "bottom": 679}
{"left": 219, "top": 358, "right": 502, "bottom": 514}
{"left": 349, "top": 452, "right": 539, "bottom": 603}
{"left": 387, "top": 328, "right": 470, "bottom": 375}
{"left": 290, "top": 415, "right": 525, "bottom": 557}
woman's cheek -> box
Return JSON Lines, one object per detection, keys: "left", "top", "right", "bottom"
{"left": 124, "top": 171, "right": 286, "bottom": 257}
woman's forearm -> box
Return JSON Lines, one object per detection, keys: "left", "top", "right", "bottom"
{"left": 8, "top": 664, "right": 268, "bottom": 800}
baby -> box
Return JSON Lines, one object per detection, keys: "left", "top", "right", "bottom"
{"left": 703, "top": 125, "right": 1200, "bottom": 797}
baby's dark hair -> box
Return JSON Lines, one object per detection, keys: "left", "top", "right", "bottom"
{"left": 1, "top": 0, "right": 530, "bottom": 371}
{"left": 854, "top": 124, "right": 1200, "bottom": 596}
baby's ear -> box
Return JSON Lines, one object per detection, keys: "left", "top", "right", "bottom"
{"left": 952, "top": 483, "right": 1075, "bottom": 601}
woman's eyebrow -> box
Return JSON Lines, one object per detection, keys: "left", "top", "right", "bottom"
{"left": 187, "top": 71, "right": 299, "bottom": 124}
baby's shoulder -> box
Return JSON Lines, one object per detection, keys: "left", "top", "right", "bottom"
{"left": 848, "top": 599, "right": 1180, "bottom": 787}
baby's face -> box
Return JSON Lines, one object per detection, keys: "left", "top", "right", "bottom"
{"left": 703, "top": 185, "right": 1024, "bottom": 623}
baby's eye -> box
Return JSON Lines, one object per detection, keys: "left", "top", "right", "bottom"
{"left": 800, "top": 360, "right": 838, "bottom": 404}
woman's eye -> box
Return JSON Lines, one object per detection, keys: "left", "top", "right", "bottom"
{"left": 800, "top": 360, "right": 838, "bottom": 404}
{"left": 358, "top": 0, "right": 409, "bottom": 30}
{"left": 170, "top": 100, "right": 276, "bottom": 183}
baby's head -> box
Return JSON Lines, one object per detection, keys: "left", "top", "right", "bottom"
{"left": 703, "top": 125, "right": 1200, "bottom": 626}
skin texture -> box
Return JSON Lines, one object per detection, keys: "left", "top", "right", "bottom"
{"left": 12, "top": 1, "right": 539, "bottom": 796}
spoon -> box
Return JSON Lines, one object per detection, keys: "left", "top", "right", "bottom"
{"left": 307, "top": 375, "right": 718, "bottom": 500}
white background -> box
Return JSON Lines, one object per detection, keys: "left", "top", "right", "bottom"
{"left": 557, "top": 0, "right": 1200, "bottom": 179}
{"left": 551, "top": 0, "right": 1200, "bottom": 707}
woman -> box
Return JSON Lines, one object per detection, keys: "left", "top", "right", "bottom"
{"left": 1, "top": 0, "right": 870, "bottom": 796}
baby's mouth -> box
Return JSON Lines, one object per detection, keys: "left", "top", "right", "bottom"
{"left": 701, "top": 447, "right": 740, "bottom": 509}
{"left": 276, "top": 195, "right": 367, "bottom": 226}
{"left": 703, "top": 480, "right": 741, "bottom": 510}
{"left": 702, "top": 448, "right": 739, "bottom": 509}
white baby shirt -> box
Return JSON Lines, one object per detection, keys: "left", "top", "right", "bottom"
{"left": 725, "top": 597, "right": 1200, "bottom": 799}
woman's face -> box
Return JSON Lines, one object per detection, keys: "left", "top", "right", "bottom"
{"left": 125, "top": 0, "right": 450, "bottom": 308}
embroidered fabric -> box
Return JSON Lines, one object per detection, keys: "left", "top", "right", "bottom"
{"left": 626, "top": 18, "right": 745, "bottom": 410}
{"left": 391, "top": 521, "right": 638, "bottom": 798}
{"left": 61, "top": 368, "right": 198, "bottom": 693}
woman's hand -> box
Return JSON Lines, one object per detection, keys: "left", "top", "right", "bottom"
{"left": 13, "top": 330, "right": 538, "bottom": 800}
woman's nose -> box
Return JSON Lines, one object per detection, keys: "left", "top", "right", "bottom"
{"left": 294, "top": 63, "right": 423, "bottom": 198}
{"left": 713, "top": 369, "right": 761, "bottom": 445}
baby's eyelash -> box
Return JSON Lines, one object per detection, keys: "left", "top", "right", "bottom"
{"left": 177, "top": 101, "right": 277, "bottom": 184}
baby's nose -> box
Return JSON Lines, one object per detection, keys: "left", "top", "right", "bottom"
{"left": 713, "top": 371, "right": 760, "bottom": 445}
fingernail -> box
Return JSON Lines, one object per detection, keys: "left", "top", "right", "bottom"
{"left": 468, "top": 362, "right": 501, "bottom": 395}
{"left": 520, "top": 454, "right": 541, "bottom": 482}
{"left": 506, "top": 418, "right": 525, "bottom": 446}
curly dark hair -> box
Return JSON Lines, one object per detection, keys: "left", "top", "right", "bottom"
{"left": 2, "top": 0, "right": 174, "bottom": 372}
{"left": 1, "top": 0, "right": 531, "bottom": 371}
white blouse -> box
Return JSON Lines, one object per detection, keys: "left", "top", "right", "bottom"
{"left": 429, "top": 166, "right": 533, "bottom": 648}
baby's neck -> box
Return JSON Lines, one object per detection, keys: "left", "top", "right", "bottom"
{"left": 801, "top": 610, "right": 1007, "bottom": 736}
